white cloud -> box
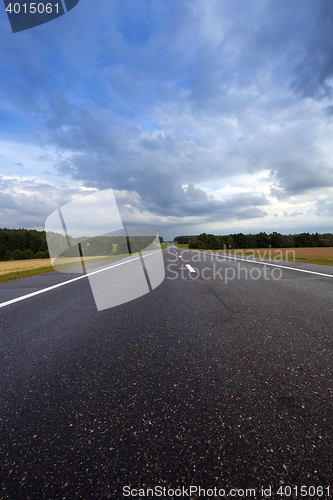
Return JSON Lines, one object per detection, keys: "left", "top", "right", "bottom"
{"left": 1, "top": 0, "right": 333, "bottom": 239}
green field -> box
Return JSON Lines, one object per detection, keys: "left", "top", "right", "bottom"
{"left": 173, "top": 243, "right": 189, "bottom": 249}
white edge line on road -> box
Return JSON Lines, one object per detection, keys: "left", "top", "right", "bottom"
{"left": 0, "top": 251, "right": 160, "bottom": 309}
{"left": 186, "top": 264, "right": 196, "bottom": 273}
{"left": 192, "top": 250, "right": 333, "bottom": 278}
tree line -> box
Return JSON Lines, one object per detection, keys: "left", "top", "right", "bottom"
{"left": 0, "top": 228, "right": 164, "bottom": 261}
{"left": 174, "top": 232, "right": 333, "bottom": 250}
{"left": 0, "top": 228, "right": 49, "bottom": 261}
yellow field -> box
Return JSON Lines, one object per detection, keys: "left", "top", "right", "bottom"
{"left": 0, "top": 250, "right": 160, "bottom": 280}
{"left": 0, "top": 256, "right": 108, "bottom": 276}
{"left": 224, "top": 247, "right": 333, "bottom": 258}
{"left": 0, "top": 259, "right": 52, "bottom": 276}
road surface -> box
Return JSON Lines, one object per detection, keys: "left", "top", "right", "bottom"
{"left": 0, "top": 245, "right": 333, "bottom": 498}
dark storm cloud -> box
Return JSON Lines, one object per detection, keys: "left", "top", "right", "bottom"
{"left": 291, "top": 1, "right": 333, "bottom": 99}
{"left": 270, "top": 160, "right": 333, "bottom": 197}
{"left": 160, "top": 190, "right": 269, "bottom": 220}
{"left": 115, "top": 180, "right": 269, "bottom": 221}
{"left": 43, "top": 107, "right": 271, "bottom": 220}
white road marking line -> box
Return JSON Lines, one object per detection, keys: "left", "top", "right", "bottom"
{"left": 186, "top": 264, "right": 196, "bottom": 273}
{"left": 0, "top": 251, "right": 159, "bottom": 309}
{"left": 194, "top": 251, "right": 333, "bottom": 278}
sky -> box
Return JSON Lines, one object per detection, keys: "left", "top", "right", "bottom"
{"left": 0, "top": 0, "right": 333, "bottom": 241}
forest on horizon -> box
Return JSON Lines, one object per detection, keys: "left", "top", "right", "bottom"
{"left": 0, "top": 228, "right": 163, "bottom": 261}
{"left": 1, "top": 228, "right": 332, "bottom": 262}
{"left": 174, "top": 232, "right": 333, "bottom": 250}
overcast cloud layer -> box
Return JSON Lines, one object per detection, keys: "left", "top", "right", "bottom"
{"left": 0, "top": 0, "right": 333, "bottom": 239}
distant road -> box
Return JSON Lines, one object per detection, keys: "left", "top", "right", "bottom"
{"left": 0, "top": 244, "right": 333, "bottom": 498}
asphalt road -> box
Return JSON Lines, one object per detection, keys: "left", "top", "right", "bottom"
{"left": 0, "top": 245, "right": 333, "bottom": 499}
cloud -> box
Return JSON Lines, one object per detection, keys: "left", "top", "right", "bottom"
{"left": 290, "top": 1, "right": 333, "bottom": 99}
{"left": 315, "top": 197, "right": 333, "bottom": 218}
{"left": 1, "top": 0, "right": 333, "bottom": 237}
{"left": 0, "top": 174, "right": 81, "bottom": 229}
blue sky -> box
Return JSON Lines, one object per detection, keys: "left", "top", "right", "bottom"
{"left": 1, "top": 0, "right": 333, "bottom": 240}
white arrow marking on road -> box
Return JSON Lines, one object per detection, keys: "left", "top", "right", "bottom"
{"left": 186, "top": 264, "right": 196, "bottom": 273}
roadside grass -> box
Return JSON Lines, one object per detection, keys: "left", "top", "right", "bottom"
{"left": 286, "top": 257, "right": 333, "bottom": 266}
{"left": 174, "top": 243, "right": 189, "bottom": 249}
{"left": 53, "top": 254, "right": 129, "bottom": 272}
{"left": 0, "top": 266, "right": 56, "bottom": 284}
{"left": 235, "top": 253, "right": 333, "bottom": 266}
{"left": 186, "top": 248, "right": 333, "bottom": 267}
{"left": 0, "top": 247, "right": 164, "bottom": 284}
{"left": 218, "top": 249, "right": 333, "bottom": 266}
